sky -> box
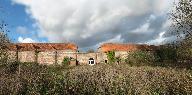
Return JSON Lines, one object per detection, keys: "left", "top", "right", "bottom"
{"left": 0, "top": 0, "right": 175, "bottom": 51}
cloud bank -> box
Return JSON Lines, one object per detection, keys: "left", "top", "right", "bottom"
{"left": 12, "top": 0, "right": 174, "bottom": 49}
{"left": 18, "top": 36, "right": 36, "bottom": 43}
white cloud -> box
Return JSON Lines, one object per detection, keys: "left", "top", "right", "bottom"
{"left": 12, "top": 0, "right": 174, "bottom": 48}
{"left": 146, "top": 31, "right": 166, "bottom": 45}
{"left": 18, "top": 36, "right": 36, "bottom": 43}
{"left": 131, "top": 23, "right": 152, "bottom": 33}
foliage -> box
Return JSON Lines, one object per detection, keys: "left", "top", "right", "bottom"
{"left": 155, "top": 46, "right": 177, "bottom": 62}
{"left": 0, "top": 21, "right": 10, "bottom": 66}
{"left": 106, "top": 51, "right": 116, "bottom": 64}
{"left": 62, "top": 57, "right": 70, "bottom": 66}
{"left": 0, "top": 63, "right": 192, "bottom": 95}
{"left": 171, "top": 0, "right": 192, "bottom": 42}
{"left": 170, "top": 0, "right": 192, "bottom": 63}
{"left": 126, "top": 51, "right": 155, "bottom": 66}
{"left": 177, "top": 47, "right": 192, "bottom": 62}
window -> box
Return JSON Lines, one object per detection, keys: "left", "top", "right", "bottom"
{"left": 105, "top": 60, "right": 108, "bottom": 63}
{"left": 89, "top": 58, "right": 95, "bottom": 65}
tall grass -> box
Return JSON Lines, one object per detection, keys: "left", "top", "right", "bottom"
{"left": 0, "top": 63, "right": 192, "bottom": 95}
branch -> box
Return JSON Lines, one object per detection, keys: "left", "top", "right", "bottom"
{"left": 170, "top": 13, "right": 192, "bottom": 36}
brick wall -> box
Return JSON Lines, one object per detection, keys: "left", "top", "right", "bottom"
{"left": 57, "top": 50, "right": 77, "bottom": 65}
{"left": 18, "top": 51, "right": 36, "bottom": 63}
{"left": 38, "top": 51, "right": 55, "bottom": 65}
{"left": 115, "top": 51, "right": 129, "bottom": 59}
{"left": 7, "top": 50, "right": 109, "bottom": 65}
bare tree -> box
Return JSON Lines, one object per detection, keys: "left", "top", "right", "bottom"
{"left": 170, "top": 0, "right": 192, "bottom": 45}
{"left": 170, "top": 0, "right": 192, "bottom": 62}
{"left": 0, "top": 21, "right": 10, "bottom": 65}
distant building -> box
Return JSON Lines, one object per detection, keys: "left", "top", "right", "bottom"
{"left": 7, "top": 43, "right": 158, "bottom": 65}
{"left": 99, "top": 43, "right": 157, "bottom": 59}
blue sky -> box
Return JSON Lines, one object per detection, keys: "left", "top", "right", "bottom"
{"left": 0, "top": 0, "right": 175, "bottom": 50}
{"left": 0, "top": 0, "right": 47, "bottom": 43}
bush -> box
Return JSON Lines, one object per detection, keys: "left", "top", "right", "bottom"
{"left": 126, "top": 51, "right": 155, "bottom": 66}
{"left": 155, "top": 47, "right": 177, "bottom": 62}
{"left": 62, "top": 57, "right": 70, "bottom": 66}
{"left": 177, "top": 47, "right": 192, "bottom": 63}
{"left": 106, "top": 51, "right": 116, "bottom": 64}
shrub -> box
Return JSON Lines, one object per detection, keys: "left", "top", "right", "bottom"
{"left": 126, "top": 51, "right": 155, "bottom": 66}
{"left": 177, "top": 47, "right": 192, "bottom": 63}
{"left": 106, "top": 51, "right": 116, "bottom": 64}
{"left": 62, "top": 57, "right": 70, "bottom": 66}
{"left": 0, "top": 32, "right": 10, "bottom": 66}
{"left": 155, "top": 47, "right": 177, "bottom": 62}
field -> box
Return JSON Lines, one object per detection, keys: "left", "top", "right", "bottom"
{"left": 0, "top": 62, "right": 192, "bottom": 95}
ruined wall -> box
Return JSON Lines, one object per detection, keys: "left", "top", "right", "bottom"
{"left": 96, "top": 52, "right": 107, "bottom": 63}
{"left": 7, "top": 50, "right": 109, "bottom": 65}
{"left": 77, "top": 53, "right": 97, "bottom": 65}
{"left": 18, "top": 51, "right": 36, "bottom": 63}
{"left": 115, "top": 51, "right": 129, "bottom": 59}
{"left": 38, "top": 51, "right": 55, "bottom": 65}
{"left": 57, "top": 50, "right": 77, "bottom": 65}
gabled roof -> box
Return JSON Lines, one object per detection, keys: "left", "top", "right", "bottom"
{"left": 99, "top": 43, "right": 158, "bottom": 52}
{"left": 8, "top": 43, "right": 78, "bottom": 51}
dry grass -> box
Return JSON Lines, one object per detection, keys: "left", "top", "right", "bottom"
{"left": 0, "top": 63, "right": 192, "bottom": 95}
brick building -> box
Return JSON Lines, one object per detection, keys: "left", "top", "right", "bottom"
{"left": 7, "top": 43, "right": 157, "bottom": 65}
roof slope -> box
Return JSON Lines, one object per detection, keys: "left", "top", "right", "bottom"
{"left": 8, "top": 43, "right": 78, "bottom": 51}
{"left": 99, "top": 43, "right": 157, "bottom": 52}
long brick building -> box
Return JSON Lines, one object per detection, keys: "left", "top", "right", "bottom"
{"left": 7, "top": 43, "right": 157, "bottom": 65}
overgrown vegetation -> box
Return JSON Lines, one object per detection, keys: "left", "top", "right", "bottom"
{"left": 0, "top": 63, "right": 192, "bottom": 95}
{"left": 0, "top": 21, "right": 10, "bottom": 66}
{"left": 155, "top": 45, "right": 177, "bottom": 62}
{"left": 62, "top": 57, "right": 70, "bottom": 66}
{"left": 170, "top": 0, "right": 192, "bottom": 63}
{"left": 125, "top": 51, "right": 155, "bottom": 66}
{"left": 0, "top": 1, "right": 192, "bottom": 94}
{"left": 106, "top": 51, "right": 116, "bottom": 64}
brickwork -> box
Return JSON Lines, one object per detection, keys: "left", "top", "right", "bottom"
{"left": 7, "top": 43, "right": 158, "bottom": 65}
{"left": 18, "top": 51, "right": 36, "bottom": 63}
{"left": 38, "top": 51, "right": 55, "bottom": 65}
{"left": 115, "top": 51, "right": 129, "bottom": 59}
{"left": 77, "top": 53, "right": 97, "bottom": 65}
{"left": 57, "top": 50, "right": 77, "bottom": 65}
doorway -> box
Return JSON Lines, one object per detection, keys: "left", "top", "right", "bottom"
{"left": 89, "top": 58, "right": 95, "bottom": 65}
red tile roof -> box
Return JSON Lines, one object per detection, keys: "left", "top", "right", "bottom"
{"left": 99, "top": 43, "right": 158, "bottom": 52}
{"left": 8, "top": 43, "right": 78, "bottom": 51}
